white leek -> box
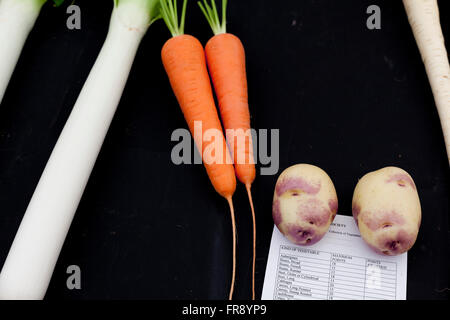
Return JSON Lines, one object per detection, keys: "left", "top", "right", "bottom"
{"left": 0, "top": 0, "right": 64, "bottom": 104}
{"left": 0, "top": 0, "right": 160, "bottom": 300}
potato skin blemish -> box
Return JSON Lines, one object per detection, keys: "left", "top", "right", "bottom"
{"left": 286, "top": 224, "right": 320, "bottom": 246}
{"left": 298, "top": 198, "right": 330, "bottom": 227}
{"left": 362, "top": 211, "right": 406, "bottom": 231}
{"left": 272, "top": 199, "right": 282, "bottom": 226}
{"left": 328, "top": 198, "right": 338, "bottom": 214}
{"left": 386, "top": 173, "right": 416, "bottom": 190}
{"left": 276, "top": 177, "right": 321, "bottom": 197}
{"left": 376, "top": 230, "right": 416, "bottom": 256}
{"left": 352, "top": 204, "right": 361, "bottom": 221}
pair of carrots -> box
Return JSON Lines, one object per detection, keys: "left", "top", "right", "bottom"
{"left": 160, "top": 0, "right": 256, "bottom": 300}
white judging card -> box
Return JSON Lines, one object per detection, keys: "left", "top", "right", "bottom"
{"left": 262, "top": 214, "right": 407, "bottom": 300}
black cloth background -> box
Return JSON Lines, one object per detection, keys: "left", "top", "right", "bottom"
{"left": 0, "top": 0, "right": 448, "bottom": 300}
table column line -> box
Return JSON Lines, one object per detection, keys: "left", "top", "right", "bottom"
{"left": 274, "top": 246, "right": 283, "bottom": 300}
{"left": 327, "top": 256, "right": 333, "bottom": 300}
{"left": 363, "top": 259, "right": 367, "bottom": 299}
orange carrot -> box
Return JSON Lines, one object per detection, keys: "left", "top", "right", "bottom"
{"left": 198, "top": 0, "right": 257, "bottom": 300}
{"left": 160, "top": 0, "right": 237, "bottom": 300}
{"left": 206, "top": 33, "right": 256, "bottom": 185}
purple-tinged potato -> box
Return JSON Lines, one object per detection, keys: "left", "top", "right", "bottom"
{"left": 273, "top": 164, "right": 338, "bottom": 246}
{"left": 352, "top": 167, "right": 421, "bottom": 256}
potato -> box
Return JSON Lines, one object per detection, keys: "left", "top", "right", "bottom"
{"left": 352, "top": 167, "right": 421, "bottom": 256}
{"left": 272, "top": 164, "right": 338, "bottom": 246}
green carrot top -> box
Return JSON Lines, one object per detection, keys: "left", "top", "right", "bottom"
{"left": 33, "top": 0, "right": 65, "bottom": 8}
{"left": 160, "top": 0, "right": 188, "bottom": 37}
{"left": 51, "top": 0, "right": 65, "bottom": 7}
{"left": 198, "top": 0, "right": 227, "bottom": 35}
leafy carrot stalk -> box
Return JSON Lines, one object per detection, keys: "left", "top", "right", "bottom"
{"left": 159, "top": 0, "right": 238, "bottom": 300}
{"left": 403, "top": 0, "right": 450, "bottom": 165}
{"left": 0, "top": 0, "right": 65, "bottom": 104}
{"left": 198, "top": 0, "right": 257, "bottom": 300}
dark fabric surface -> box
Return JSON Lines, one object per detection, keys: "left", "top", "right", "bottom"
{"left": 0, "top": 0, "right": 448, "bottom": 300}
